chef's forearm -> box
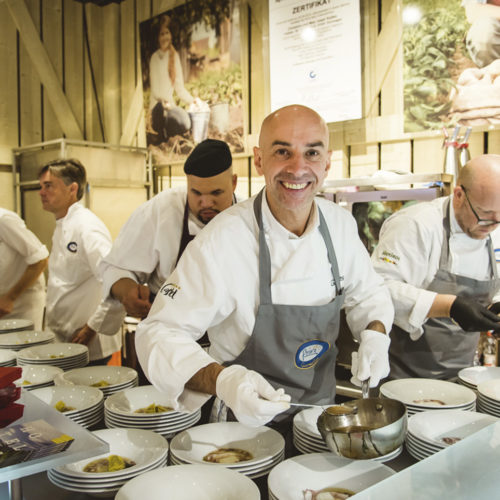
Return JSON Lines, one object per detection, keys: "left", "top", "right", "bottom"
{"left": 428, "top": 294, "right": 456, "bottom": 318}
{"left": 5, "top": 258, "right": 48, "bottom": 301}
{"left": 185, "top": 362, "right": 225, "bottom": 395}
{"left": 111, "top": 278, "right": 139, "bottom": 303}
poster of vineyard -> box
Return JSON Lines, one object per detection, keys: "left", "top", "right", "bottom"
{"left": 139, "top": 0, "right": 244, "bottom": 164}
{"left": 403, "top": 0, "right": 500, "bottom": 133}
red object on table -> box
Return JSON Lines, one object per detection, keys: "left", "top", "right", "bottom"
{"left": 0, "top": 367, "right": 24, "bottom": 427}
{"left": 0, "top": 403, "right": 24, "bottom": 427}
{"left": 0, "top": 367, "right": 22, "bottom": 388}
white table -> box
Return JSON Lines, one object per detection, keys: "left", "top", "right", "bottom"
{"left": 0, "top": 391, "right": 109, "bottom": 500}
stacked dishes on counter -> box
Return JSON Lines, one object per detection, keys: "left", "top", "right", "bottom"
{"left": 292, "top": 407, "right": 328, "bottom": 454}
{"left": 54, "top": 366, "right": 138, "bottom": 398}
{"left": 476, "top": 379, "right": 500, "bottom": 416}
{"left": 267, "top": 453, "right": 395, "bottom": 500}
{"left": 405, "top": 409, "right": 498, "bottom": 461}
{"left": 15, "top": 364, "right": 63, "bottom": 390}
{"left": 115, "top": 464, "right": 260, "bottom": 500}
{"left": 0, "top": 318, "right": 33, "bottom": 333}
{"left": 31, "top": 385, "right": 104, "bottom": 428}
{"left": 169, "top": 422, "right": 285, "bottom": 479}
{"left": 380, "top": 378, "right": 476, "bottom": 415}
{"left": 47, "top": 428, "right": 169, "bottom": 498}
{"left": 104, "top": 385, "right": 200, "bottom": 438}
{"left": 0, "top": 330, "right": 55, "bottom": 351}
{"left": 457, "top": 366, "right": 500, "bottom": 391}
{"left": 292, "top": 408, "right": 403, "bottom": 462}
{"left": 17, "top": 343, "right": 89, "bottom": 370}
{"left": 0, "top": 349, "right": 17, "bottom": 367}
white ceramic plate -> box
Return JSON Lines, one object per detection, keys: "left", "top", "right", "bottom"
{"left": 477, "top": 379, "right": 500, "bottom": 402}
{"left": 0, "top": 318, "right": 33, "bottom": 332}
{"left": 380, "top": 378, "right": 476, "bottom": 408}
{"left": 0, "top": 349, "right": 17, "bottom": 364}
{"left": 0, "top": 330, "right": 55, "bottom": 349}
{"left": 15, "top": 364, "right": 63, "bottom": 387}
{"left": 30, "top": 385, "right": 103, "bottom": 414}
{"left": 458, "top": 366, "right": 500, "bottom": 387}
{"left": 18, "top": 342, "right": 88, "bottom": 360}
{"left": 54, "top": 366, "right": 138, "bottom": 389}
{"left": 268, "top": 452, "right": 395, "bottom": 500}
{"left": 115, "top": 465, "right": 260, "bottom": 500}
{"left": 170, "top": 422, "right": 284, "bottom": 467}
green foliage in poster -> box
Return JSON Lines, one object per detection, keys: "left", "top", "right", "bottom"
{"left": 403, "top": 1, "right": 469, "bottom": 132}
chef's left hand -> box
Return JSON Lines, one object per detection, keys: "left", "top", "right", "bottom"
{"left": 351, "top": 329, "right": 391, "bottom": 388}
{"left": 72, "top": 325, "right": 97, "bottom": 346}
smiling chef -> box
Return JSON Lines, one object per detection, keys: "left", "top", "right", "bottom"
{"left": 135, "top": 105, "right": 394, "bottom": 432}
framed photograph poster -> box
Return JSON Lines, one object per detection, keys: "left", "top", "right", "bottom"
{"left": 139, "top": 0, "right": 245, "bottom": 164}
{"left": 268, "top": 0, "right": 362, "bottom": 123}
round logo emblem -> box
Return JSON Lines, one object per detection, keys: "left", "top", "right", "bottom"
{"left": 66, "top": 241, "right": 77, "bottom": 253}
{"left": 295, "top": 340, "right": 330, "bottom": 369}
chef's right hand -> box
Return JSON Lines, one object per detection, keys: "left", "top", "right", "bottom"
{"left": 114, "top": 280, "right": 151, "bottom": 318}
{"left": 215, "top": 365, "right": 291, "bottom": 427}
{"left": 450, "top": 296, "right": 500, "bottom": 332}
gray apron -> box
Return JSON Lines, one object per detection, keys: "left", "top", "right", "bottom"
{"left": 389, "top": 199, "right": 500, "bottom": 380}
{"left": 226, "top": 190, "right": 345, "bottom": 405}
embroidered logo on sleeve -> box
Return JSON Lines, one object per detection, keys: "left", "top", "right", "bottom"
{"left": 159, "top": 283, "right": 180, "bottom": 299}
{"left": 379, "top": 250, "right": 399, "bottom": 266}
{"left": 495, "top": 248, "right": 500, "bottom": 263}
{"left": 66, "top": 242, "right": 77, "bottom": 253}
{"left": 295, "top": 340, "right": 330, "bottom": 369}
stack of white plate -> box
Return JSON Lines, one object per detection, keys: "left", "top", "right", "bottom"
{"left": 54, "top": 366, "right": 138, "bottom": 398}
{"left": 0, "top": 348, "right": 17, "bottom": 367}
{"left": 0, "top": 318, "right": 33, "bottom": 333}
{"left": 31, "top": 385, "right": 104, "bottom": 428}
{"left": 380, "top": 378, "right": 476, "bottom": 415}
{"left": 170, "top": 422, "right": 285, "bottom": 479}
{"left": 267, "top": 452, "right": 395, "bottom": 500}
{"left": 47, "top": 428, "right": 169, "bottom": 498}
{"left": 15, "top": 365, "right": 63, "bottom": 390}
{"left": 17, "top": 343, "right": 89, "bottom": 370}
{"left": 0, "top": 330, "right": 55, "bottom": 351}
{"left": 476, "top": 379, "right": 500, "bottom": 416}
{"left": 104, "top": 385, "right": 201, "bottom": 438}
{"left": 292, "top": 408, "right": 403, "bottom": 462}
{"left": 458, "top": 366, "right": 500, "bottom": 391}
{"left": 405, "top": 409, "right": 498, "bottom": 461}
{"left": 116, "top": 464, "right": 260, "bottom": 500}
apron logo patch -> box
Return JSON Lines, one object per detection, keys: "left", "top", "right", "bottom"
{"left": 295, "top": 340, "right": 330, "bottom": 369}
{"left": 66, "top": 241, "right": 77, "bottom": 253}
{"left": 495, "top": 248, "right": 500, "bottom": 262}
{"left": 380, "top": 250, "right": 399, "bottom": 265}
{"left": 159, "top": 283, "right": 180, "bottom": 299}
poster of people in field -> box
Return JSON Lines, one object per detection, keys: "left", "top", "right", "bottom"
{"left": 403, "top": 0, "right": 500, "bottom": 133}
{"left": 139, "top": 0, "right": 244, "bottom": 164}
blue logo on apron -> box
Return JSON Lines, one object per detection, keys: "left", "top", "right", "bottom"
{"left": 295, "top": 340, "right": 330, "bottom": 369}
{"left": 495, "top": 248, "right": 500, "bottom": 262}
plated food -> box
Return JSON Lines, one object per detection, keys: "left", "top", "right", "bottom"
{"left": 203, "top": 447, "right": 253, "bottom": 464}
{"left": 135, "top": 403, "right": 173, "bottom": 414}
{"left": 84, "top": 454, "right": 136, "bottom": 473}
{"left": 303, "top": 487, "right": 355, "bottom": 499}
{"left": 54, "top": 400, "right": 75, "bottom": 412}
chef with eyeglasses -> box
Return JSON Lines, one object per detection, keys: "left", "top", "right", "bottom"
{"left": 135, "top": 105, "right": 394, "bottom": 432}
{"left": 372, "top": 154, "right": 500, "bottom": 380}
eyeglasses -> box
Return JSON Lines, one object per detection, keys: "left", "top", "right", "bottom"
{"left": 460, "top": 185, "right": 500, "bottom": 226}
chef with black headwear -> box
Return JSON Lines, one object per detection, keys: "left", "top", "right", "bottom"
{"left": 100, "top": 139, "right": 238, "bottom": 321}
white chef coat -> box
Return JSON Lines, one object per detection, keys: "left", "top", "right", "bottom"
{"left": 135, "top": 192, "right": 394, "bottom": 411}
{"left": 100, "top": 186, "right": 204, "bottom": 299}
{"left": 0, "top": 208, "right": 48, "bottom": 330}
{"left": 372, "top": 195, "right": 500, "bottom": 340}
{"left": 46, "top": 203, "right": 124, "bottom": 361}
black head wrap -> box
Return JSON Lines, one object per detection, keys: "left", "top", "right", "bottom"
{"left": 183, "top": 139, "right": 232, "bottom": 178}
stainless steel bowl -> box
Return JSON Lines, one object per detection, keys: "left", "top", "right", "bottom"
{"left": 317, "top": 397, "right": 407, "bottom": 459}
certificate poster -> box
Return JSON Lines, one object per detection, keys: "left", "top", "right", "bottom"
{"left": 268, "top": 0, "right": 361, "bottom": 123}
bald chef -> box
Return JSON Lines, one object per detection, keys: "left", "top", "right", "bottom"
{"left": 135, "top": 105, "right": 394, "bottom": 429}
{"left": 99, "top": 139, "right": 237, "bottom": 322}
{"left": 372, "top": 154, "right": 500, "bottom": 380}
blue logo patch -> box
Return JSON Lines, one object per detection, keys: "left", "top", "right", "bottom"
{"left": 66, "top": 241, "right": 77, "bottom": 253}
{"left": 495, "top": 248, "right": 500, "bottom": 262}
{"left": 295, "top": 340, "right": 330, "bottom": 369}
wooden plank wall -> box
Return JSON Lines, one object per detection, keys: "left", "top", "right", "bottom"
{"left": 0, "top": 0, "right": 499, "bottom": 212}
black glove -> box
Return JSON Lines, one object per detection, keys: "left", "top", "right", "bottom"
{"left": 489, "top": 302, "right": 500, "bottom": 315}
{"left": 450, "top": 296, "right": 500, "bottom": 332}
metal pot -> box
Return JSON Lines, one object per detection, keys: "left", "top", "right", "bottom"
{"left": 316, "top": 397, "right": 407, "bottom": 459}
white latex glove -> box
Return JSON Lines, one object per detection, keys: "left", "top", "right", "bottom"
{"left": 215, "top": 365, "right": 291, "bottom": 427}
{"left": 350, "top": 329, "right": 391, "bottom": 388}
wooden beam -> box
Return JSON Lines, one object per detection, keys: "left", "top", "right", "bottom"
{"left": 5, "top": 0, "right": 83, "bottom": 139}
{"left": 120, "top": 82, "right": 144, "bottom": 146}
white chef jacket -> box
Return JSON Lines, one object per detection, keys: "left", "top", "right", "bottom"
{"left": 372, "top": 195, "right": 500, "bottom": 340}
{"left": 135, "top": 192, "right": 394, "bottom": 411}
{"left": 0, "top": 208, "right": 48, "bottom": 330}
{"left": 100, "top": 187, "right": 205, "bottom": 299}
{"left": 46, "top": 203, "right": 124, "bottom": 361}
